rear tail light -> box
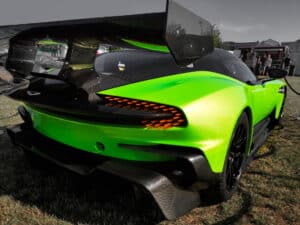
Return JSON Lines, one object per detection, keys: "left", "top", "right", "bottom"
{"left": 101, "top": 95, "right": 187, "bottom": 128}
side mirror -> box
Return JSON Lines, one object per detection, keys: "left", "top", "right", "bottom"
{"left": 268, "top": 69, "right": 288, "bottom": 79}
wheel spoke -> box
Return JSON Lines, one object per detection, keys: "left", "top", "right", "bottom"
{"left": 226, "top": 157, "right": 234, "bottom": 187}
{"left": 226, "top": 122, "right": 248, "bottom": 191}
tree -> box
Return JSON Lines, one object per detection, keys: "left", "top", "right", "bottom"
{"left": 213, "top": 26, "right": 222, "bottom": 48}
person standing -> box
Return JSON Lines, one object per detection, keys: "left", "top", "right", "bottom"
{"left": 261, "top": 53, "right": 267, "bottom": 75}
{"left": 255, "top": 56, "right": 261, "bottom": 75}
{"left": 251, "top": 52, "right": 257, "bottom": 73}
{"left": 241, "top": 50, "right": 247, "bottom": 62}
{"left": 289, "top": 59, "right": 295, "bottom": 76}
{"left": 265, "top": 54, "right": 272, "bottom": 75}
{"left": 284, "top": 57, "right": 291, "bottom": 72}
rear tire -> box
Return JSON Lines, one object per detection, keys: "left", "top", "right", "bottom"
{"left": 202, "top": 112, "right": 250, "bottom": 203}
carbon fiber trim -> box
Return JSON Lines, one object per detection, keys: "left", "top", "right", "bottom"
{"left": 98, "top": 160, "right": 200, "bottom": 219}
{"left": 119, "top": 144, "right": 218, "bottom": 182}
{"left": 7, "top": 123, "right": 205, "bottom": 219}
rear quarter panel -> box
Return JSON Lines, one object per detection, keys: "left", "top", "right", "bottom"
{"left": 101, "top": 71, "right": 250, "bottom": 172}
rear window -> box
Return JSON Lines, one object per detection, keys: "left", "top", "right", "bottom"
{"left": 194, "top": 49, "right": 257, "bottom": 83}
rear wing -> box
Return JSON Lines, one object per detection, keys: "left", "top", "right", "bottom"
{"left": 165, "top": 0, "right": 214, "bottom": 65}
{"left": 5, "top": 0, "right": 214, "bottom": 78}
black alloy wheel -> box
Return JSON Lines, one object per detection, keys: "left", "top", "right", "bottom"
{"left": 225, "top": 123, "right": 248, "bottom": 192}
{"left": 201, "top": 112, "right": 250, "bottom": 204}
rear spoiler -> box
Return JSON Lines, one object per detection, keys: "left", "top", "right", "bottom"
{"left": 5, "top": 0, "right": 214, "bottom": 76}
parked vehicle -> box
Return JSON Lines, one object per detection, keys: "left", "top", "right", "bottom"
{"left": 3, "top": 0, "right": 287, "bottom": 220}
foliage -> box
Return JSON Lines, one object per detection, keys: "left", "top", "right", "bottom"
{"left": 213, "top": 26, "right": 223, "bottom": 48}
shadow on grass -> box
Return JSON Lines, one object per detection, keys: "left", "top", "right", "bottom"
{"left": 1, "top": 129, "right": 296, "bottom": 225}
{"left": 253, "top": 145, "right": 277, "bottom": 160}
{"left": 246, "top": 170, "right": 300, "bottom": 182}
{"left": 212, "top": 189, "right": 252, "bottom": 225}
{"left": 0, "top": 132, "right": 163, "bottom": 225}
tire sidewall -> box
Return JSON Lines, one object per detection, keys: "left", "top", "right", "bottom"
{"left": 220, "top": 112, "right": 250, "bottom": 200}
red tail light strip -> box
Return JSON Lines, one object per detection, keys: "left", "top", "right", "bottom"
{"left": 101, "top": 95, "right": 187, "bottom": 128}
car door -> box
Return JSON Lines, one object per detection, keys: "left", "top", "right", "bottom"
{"left": 225, "top": 59, "right": 272, "bottom": 125}
{"left": 248, "top": 82, "right": 272, "bottom": 125}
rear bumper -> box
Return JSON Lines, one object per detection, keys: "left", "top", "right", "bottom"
{"left": 7, "top": 119, "right": 218, "bottom": 219}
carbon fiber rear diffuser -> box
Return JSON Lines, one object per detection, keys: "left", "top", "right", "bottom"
{"left": 7, "top": 124, "right": 202, "bottom": 219}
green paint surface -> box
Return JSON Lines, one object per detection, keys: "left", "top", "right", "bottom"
{"left": 122, "top": 39, "right": 170, "bottom": 53}
{"left": 38, "top": 39, "right": 65, "bottom": 45}
{"left": 68, "top": 64, "right": 93, "bottom": 70}
{"left": 27, "top": 71, "right": 286, "bottom": 173}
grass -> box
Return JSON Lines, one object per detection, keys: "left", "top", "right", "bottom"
{"left": 0, "top": 77, "right": 299, "bottom": 225}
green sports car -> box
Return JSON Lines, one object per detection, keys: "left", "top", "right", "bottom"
{"left": 4, "top": 0, "right": 287, "bottom": 220}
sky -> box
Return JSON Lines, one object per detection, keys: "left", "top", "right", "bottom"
{"left": 0, "top": 0, "right": 299, "bottom": 42}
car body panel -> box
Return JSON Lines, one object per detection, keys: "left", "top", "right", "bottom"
{"left": 26, "top": 70, "right": 286, "bottom": 173}
{"left": 246, "top": 79, "right": 286, "bottom": 124}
